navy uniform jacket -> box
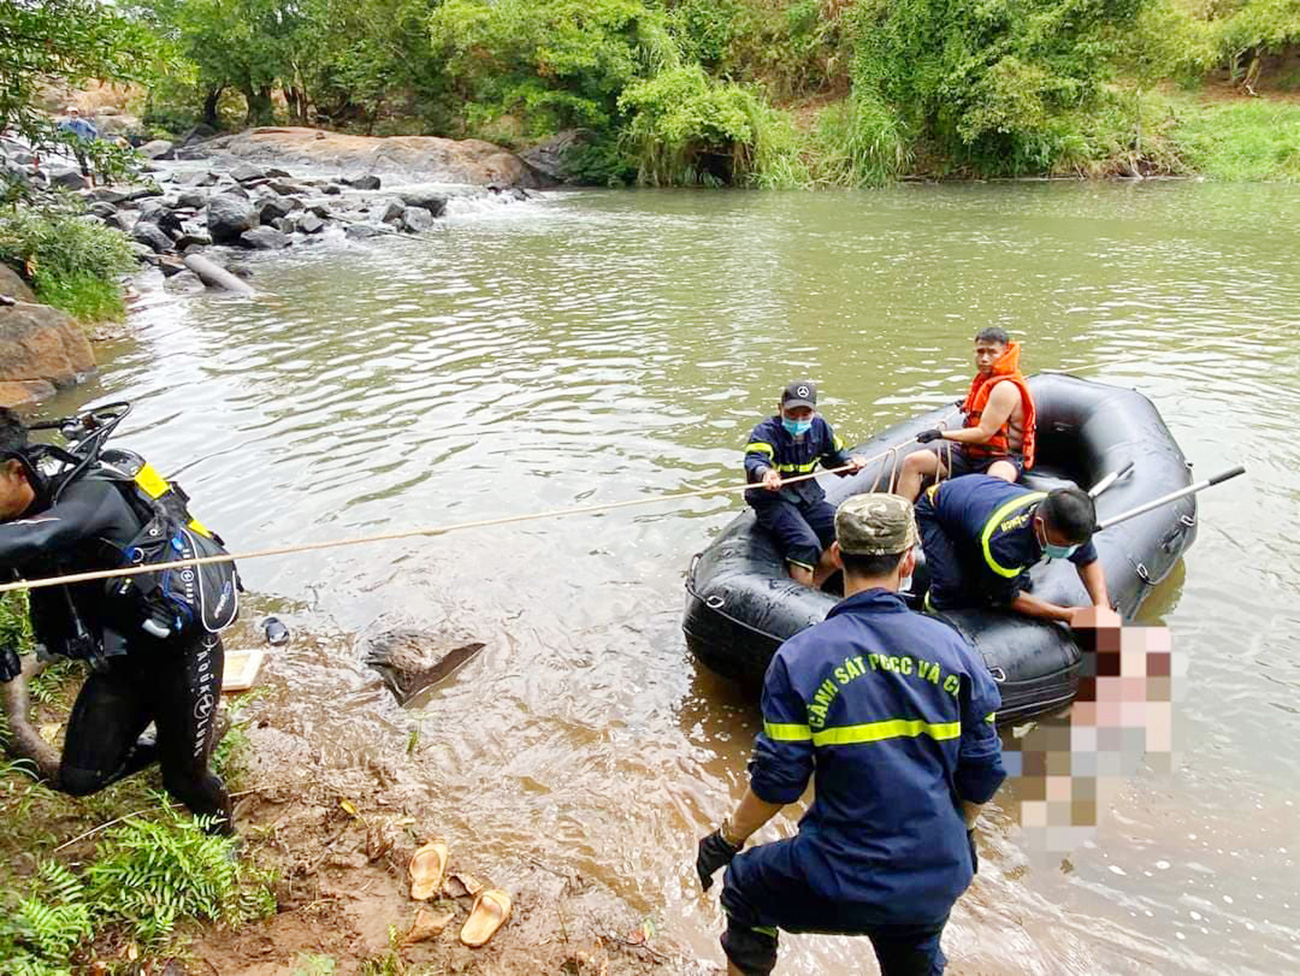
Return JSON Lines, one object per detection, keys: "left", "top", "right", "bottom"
{"left": 744, "top": 415, "right": 852, "bottom": 508}
{"left": 750, "top": 588, "right": 1005, "bottom": 924}
{"left": 919, "top": 474, "right": 1098, "bottom": 605}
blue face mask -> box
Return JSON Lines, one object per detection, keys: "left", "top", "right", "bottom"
{"left": 1043, "top": 541, "right": 1079, "bottom": 560}
{"left": 782, "top": 416, "right": 813, "bottom": 436}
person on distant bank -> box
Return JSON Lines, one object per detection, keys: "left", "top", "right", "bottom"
{"left": 57, "top": 106, "right": 99, "bottom": 185}
{"left": 744, "top": 381, "right": 866, "bottom": 588}
{"left": 896, "top": 328, "right": 1036, "bottom": 502}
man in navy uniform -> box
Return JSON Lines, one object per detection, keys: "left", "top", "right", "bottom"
{"left": 744, "top": 380, "right": 866, "bottom": 587}
{"left": 697, "top": 493, "right": 1006, "bottom": 975}
{"left": 915, "top": 474, "right": 1110, "bottom": 624}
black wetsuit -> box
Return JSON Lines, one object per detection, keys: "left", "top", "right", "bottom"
{"left": 0, "top": 471, "right": 231, "bottom": 832}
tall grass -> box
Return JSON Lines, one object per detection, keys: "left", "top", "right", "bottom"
{"left": 1169, "top": 95, "right": 1300, "bottom": 181}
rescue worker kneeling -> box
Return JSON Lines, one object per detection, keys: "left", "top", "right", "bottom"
{"left": 697, "top": 494, "right": 1005, "bottom": 976}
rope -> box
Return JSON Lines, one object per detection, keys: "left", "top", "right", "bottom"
{"left": 0, "top": 437, "right": 928, "bottom": 596}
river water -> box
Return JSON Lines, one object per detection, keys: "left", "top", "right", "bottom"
{"left": 45, "top": 183, "right": 1300, "bottom": 974}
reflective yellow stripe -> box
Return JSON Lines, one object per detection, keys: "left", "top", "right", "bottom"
{"left": 763, "top": 721, "right": 813, "bottom": 741}
{"left": 985, "top": 712, "right": 997, "bottom": 724}
{"left": 833, "top": 434, "right": 844, "bottom": 451}
{"left": 776, "top": 460, "right": 818, "bottom": 473}
{"left": 187, "top": 517, "right": 213, "bottom": 538}
{"left": 979, "top": 492, "right": 1046, "bottom": 578}
{"left": 745, "top": 442, "right": 774, "bottom": 456}
{"left": 134, "top": 463, "right": 170, "bottom": 499}
{"left": 811, "top": 718, "right": 961, "bottom": 746}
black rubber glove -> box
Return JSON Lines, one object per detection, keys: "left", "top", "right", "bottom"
{"left": 917, "top": 428, "right": 944, "bottom": 444}
{"left": 0, "top": 647, "right": 22, "bottom": 683}
{"left": 696, "top": 829, "right": 740, "bottom": 891}
{"left": 968, "top": 829, "right": 979, "bottom": 875}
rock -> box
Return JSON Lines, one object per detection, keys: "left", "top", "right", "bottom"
{"left": 87, "top": 186, "right": 128, "bottom": 205}
{"left": 266, "top": 180, "right": 304, "bottom": 196}
{"left": 322, "top": 183, "right": 343, "bottom": 195}
{"left": 131, "top": 221, "right": 173, "bottom": 253}
{"left": 206, "top": 194, "right": 255, "bottom": 244}
{"left": 519, "top": 129, "right": 587, "bottom": 184}
{"left": 122, "top": 184, "right": 164, "bottom": 202}
{"left": 398, "top": 191, "right": 447, "bottom": 217}
{"left": 0, "top": 294, "right": 97, "bottom": 406}
{"left": 174, "top": 232, "right": 212, "bottom": 250}
{"left": 48, "top": 164, "right": 87, "bottom": 190}
{"left": 344, "top": 222, "right": 392, "bottom": 240}
{"left": 140, "top": 139, "right": 175, "bottom": 160}
{"left": 273, "top": 217, "right": 296, "bottom": 234}
{"left": 365, "top": 630, "right": 486, "bottom": 705}
{"left": 178, "top": 123, "right": 218, "bottom": 148}
{"left": 307, "top": 203, "right": 333, "bottom": 219}
{"left": 0, "top": 266, "right": 37, "bottom": 304}
{"left": 256, "top": 195, "right": 293, "bottom": 223}
{"left": 264, "top": 167, "right": 292, "bottom": 179}
{"left": 229, "top": 162, "right": 267, "bottom": 183}
{"left": 401, "top": 207, "right": 433, "bottom": 234}
{"left": 239, "top": 226, "right": 289, "bottom": 250}
{"left": 137, "top": 201, "right": 184, "bottom": 236}
{"left": 157, "top": 256, "right": 188, "bottom": 277}
{"left": 370, "top": 197, "right": 406, "bottom": 224}
{"left": 88, "top": 202, "right": 118, "bottom": 220}
{"left": 177, "top": 170, "right": 219, "bottom": 187}
{"left": 174, "top": 189, "right": 207, "bottom": 210}
{"left": 342, "top": 174, "right": 381, "bottom": 190}
{"left": 296, "top": 213, "right": 324, "bottom": 234}
{"left": 163, "top": 269, "right": 205, "bottom": 294}
{"left": 130, "top": 241, "right": 155, "bottom": 262}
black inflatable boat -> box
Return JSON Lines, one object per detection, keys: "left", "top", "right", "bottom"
{"left": 683, "top": 374, "right": 1197, "bottom": 723}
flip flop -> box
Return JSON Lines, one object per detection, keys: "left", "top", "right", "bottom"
{"left": 408, "top": 839, "right": 449, "bottom": 901}
{"left": 460, "top": 888, "right": 511, "bottom": 947}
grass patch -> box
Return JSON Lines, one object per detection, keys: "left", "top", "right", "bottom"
{"left": 1168, "top": 94, "right": 1300, "bottom": 180}
{"left": 33, "top": 271, "right": 126, "bottom": 324}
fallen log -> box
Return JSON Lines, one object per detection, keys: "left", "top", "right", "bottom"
{"left": 183, "top": 253, "right": 256, "bottom": 296}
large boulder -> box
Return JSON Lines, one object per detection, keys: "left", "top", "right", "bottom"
{"left": 140, "top": 139, "right": 175, "bottom": 160}
{"left": 344, "top": 222, "right": 392, "bottom": 240}
{"left": 178, "top": 123, "right": 218, "bottom": 148}
{"left": 239, "top": 226, "right": 289, "bottom": 250}
{"left": 519, "top": 129, "right": 587, "bottom": 185}
{"left": 369, "top": 197, "right": 406, "bottom": 224}
{"left": 256, "top": 195, "right": 294, "bottom": 224}
{"left": 296, "top": 212, "right": 325, "bottom": 235}
{"left": 131, "top": 220, "right": 173, "bottom": 253}
{"left": 229, "top": 162, "right": 267, "bottom": 184}
{"left": 0, "top": 268, "right": 96, "bottom": 408}
{"left": 398, "top": 190, "right": 447, "bottom": 217}
{"left": 47, "top": 162, "right": 87, "bottom": 190}
{"left": 206, "top": 193, "right": 255, "bottom": 244}
{"left": 174, "top": 189, "right": 207, "bottom": 210}
{"left": 177, "top": 170, "right": 219, "bottom": 187}
{"left": 342, "top": 174, "right": 381, "bottom": 190}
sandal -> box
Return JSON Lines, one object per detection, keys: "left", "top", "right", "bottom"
{"left": 408, "top": 839, "right": 449, "bottom": 901}
{"left": 460, "top": 888, "right": 511, "bottom": 947}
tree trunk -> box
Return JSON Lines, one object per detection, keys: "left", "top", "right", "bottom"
{"left": 244, "top": 86, "right": 275, "bottom": 127}
{"left": 1, "top": 657, "right": 62, "bottom": 781}
{"left": 203, "top": 87, "right": 223, "bottom": 128}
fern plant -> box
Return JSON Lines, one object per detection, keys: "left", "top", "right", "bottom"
{"left": 12, "top": 861, "right": 93, "bottom": 961}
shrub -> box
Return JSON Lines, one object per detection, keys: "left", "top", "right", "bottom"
{"left": 0, "top": 207, "right": 133, "bottom": 321}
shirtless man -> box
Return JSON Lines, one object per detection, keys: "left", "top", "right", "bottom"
{"left": 896, "top": 328, "right": 1037, "bottom": 503}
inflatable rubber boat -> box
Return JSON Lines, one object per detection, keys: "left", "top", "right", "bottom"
{"left": 683, "top": 373, "right": 1197, "bottom": 723}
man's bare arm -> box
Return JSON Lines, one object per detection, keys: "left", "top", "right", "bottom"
{"left": 1077, "top": 559, "right": 1111, "bottom": 608}
{"left": 939, "top": 382, "right": 1020, "bottom": 445}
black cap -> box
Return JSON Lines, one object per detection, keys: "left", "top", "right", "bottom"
{"left": 781, "top": 380, "right": 817, "bottom": 410}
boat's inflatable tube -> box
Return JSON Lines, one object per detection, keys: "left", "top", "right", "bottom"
{"left": 683, "top": 374, "right": 1197, "bottom": 723}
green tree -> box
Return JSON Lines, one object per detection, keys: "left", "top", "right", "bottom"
{"left": 427, "top": 0, "right": 679, "bottom": 138}
{"left": 0, "top": 1, "right": 162, "bottom": 179}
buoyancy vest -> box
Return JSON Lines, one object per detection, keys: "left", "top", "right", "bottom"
{"left": 961, "top": 342, "right": 1037, "bottom": 469}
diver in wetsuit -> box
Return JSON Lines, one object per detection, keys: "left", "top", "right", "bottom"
{"left": 0, "top": 408, "right": 232, "bottom": 834}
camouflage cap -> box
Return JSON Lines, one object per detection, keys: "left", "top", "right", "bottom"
{"left": 835, "top": 493, "right": 918, "bottom": 556}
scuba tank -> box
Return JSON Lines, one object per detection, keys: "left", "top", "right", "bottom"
{"left": 27, "top": 402, "right": 241, "bottom": 645}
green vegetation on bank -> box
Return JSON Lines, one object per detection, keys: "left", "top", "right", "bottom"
{"left": 0, "top": 206, "right": 135, "bottom": 323}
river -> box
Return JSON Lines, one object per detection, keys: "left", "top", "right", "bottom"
{"left": 43, "top": 183, "right": 1300, "bottom": 974}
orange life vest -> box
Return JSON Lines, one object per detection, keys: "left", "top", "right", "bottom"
{"left": 961, "top": 341, "right": 1037, "bottom": 469}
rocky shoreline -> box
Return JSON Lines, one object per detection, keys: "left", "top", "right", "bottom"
{"left": 0, "top": 127, "right": 548, "bottom": 407}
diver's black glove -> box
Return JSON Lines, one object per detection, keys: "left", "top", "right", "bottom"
{"left": 0, "top": 647, "right": 22, "bottom": 683}
{"left": 140, "top": 597, "right": 178, "bottom": 639}
{"left": 917, "top": 428, "right": 944, "bottom": 444}
{"left": 697, "top": 828, "right": 741, "bottom": 891}
{"left": 968, "top": 828, "right": 979, "bottom": 875}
